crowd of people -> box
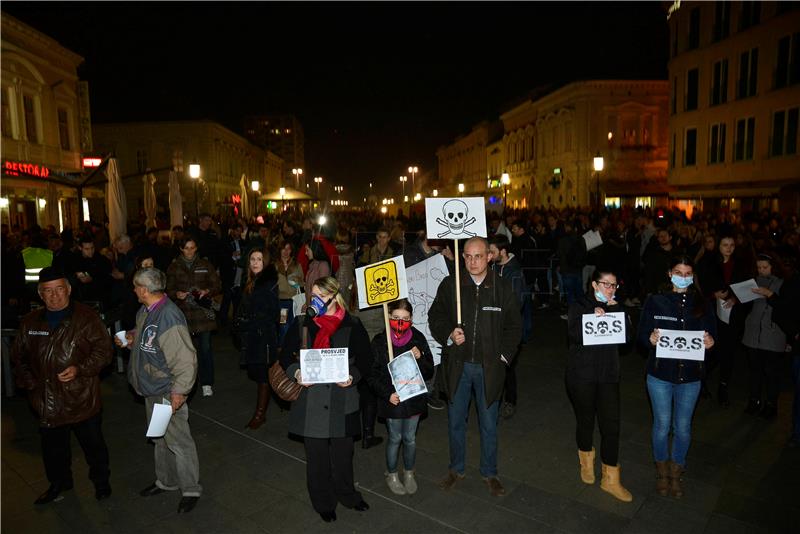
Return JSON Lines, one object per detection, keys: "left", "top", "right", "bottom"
{"left": 5, "top": 202, "right": 799, "bottom": 520}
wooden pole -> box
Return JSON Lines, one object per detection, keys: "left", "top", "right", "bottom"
{"left": 454, "top": 239, "right": 461, "bottom": 325}
{"left": 383, "top": 302, "right": 395, "bottom": 362}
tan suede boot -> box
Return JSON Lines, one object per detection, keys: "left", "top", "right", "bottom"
{"left": 655, "top": 461, "right": 670, "bottom": 496}
{"left": 669, "top": 461, "right": 684, "bottom": 498}
{"left": 600, "top": 464, "right": 633, "bottom": 502}
{"left": 578, "top": 449, "right": 596, "bottom": 484}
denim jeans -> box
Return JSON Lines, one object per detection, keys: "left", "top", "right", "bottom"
{"left": 385, "top": 416, "right": 419, "bottom": 472}
{"left": 562, "top": 273, "right": 583, "bottom": 306}
{"left": 192, "top": 331, "right": 214, "bottom": 386}
{"left": 448, "top": 362, "right": 500, "bottom": 477}
{"left": 646, "top": 374, "right": 701, "bottom": 465}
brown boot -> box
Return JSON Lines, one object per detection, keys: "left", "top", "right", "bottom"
{"left": 668, "top": 462, "right": 684, "bottom": 498}
{"left": 245, "top": 383, "right": 270, "bottom": 429}
{"left": 600, "top": 464, "right": 633, "bottom": 502}
{"left": 578, "top": 448, "right": 596, "bottom": 484}
{"left": 655, "top": 461, "right": 669, "bottom": 496}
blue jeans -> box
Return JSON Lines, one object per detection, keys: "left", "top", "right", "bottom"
{"left": 192, "top": 331, "right": 214, "bottom": 386}
{"left": 385, "top": 416, "right": 419, "bottom": 472}
{"left": 792, "top": 354, "right": 800, "bottom": 441}
{"left": 448, "top": 362, "right": 500, "bottom": 477}
{"left": 562, "top": 273, "right": 583, "bottom": 306}
{"left": 646, "top": 374, "right": 701, "bottom": 465}
{"left": 520, "top": 290, "right": 533, "bottom": 343}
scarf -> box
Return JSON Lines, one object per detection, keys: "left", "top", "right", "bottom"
{"left": 180, "top": 255, "right": 197, "bottom": 271}
{"left": 391, "top": 328, "right": 413, "bottom": 347}
{"left": 312, "top": 305, "right": 346, "bottom": 349}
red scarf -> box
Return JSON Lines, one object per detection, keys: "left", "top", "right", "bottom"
{"left": 312, "top": 306, "right": 345, "bottom": 349}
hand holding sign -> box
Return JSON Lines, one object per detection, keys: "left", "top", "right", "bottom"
{"left": 655, "top": 329, "right": 706, "bottom": 361}
{"left": 582, "top": 312, "right": 626, "bottom": 346}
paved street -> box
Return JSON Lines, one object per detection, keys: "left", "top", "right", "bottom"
{"left": 2, "top": 309, "right": 797, "bottom": 533}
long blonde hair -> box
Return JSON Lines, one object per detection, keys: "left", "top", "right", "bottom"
{"left": 314, "top": 276, "right": 347, "bottom": 311}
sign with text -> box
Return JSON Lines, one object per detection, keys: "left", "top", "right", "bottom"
{"left": 425, "top": 197, "right": 487, "bottom": 240}
{"left": 655, "top": 329, "right": 705, "bottom": 361}
{"left": 387, "top": 350, "right": 428, "bottom": 402}
{"left": 300, "top": 348, "right": 349, "bottom": 384}
{"left": 581, "top": 312, "right": 626, "bottom": 346}
{"left": 356, "top": 256, "right": 408, "bottom": 309}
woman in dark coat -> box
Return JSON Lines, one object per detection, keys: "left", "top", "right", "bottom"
{"left": 566, "top": 269, "right": 633, "bottom": 502}
{"left": 367, "top": 299, "right": 434, "bottom": 496}
{"left": 279, "top": 276, "right": 371, "bottom": 523}
{"left": 236, "top": 247, "right": 280, "bottom": 429}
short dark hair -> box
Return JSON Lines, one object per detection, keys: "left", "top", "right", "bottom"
{"left": 489, "top": 235, "right": 511, "bottom": 255}
{"left": 388, "top": 298, "right": 413, "bottom": 315}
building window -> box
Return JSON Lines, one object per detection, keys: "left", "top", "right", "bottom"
{"left": 688, "top": 7, "right": 700, "bottom": 50}
{"left": 771, "top": 107, "right": 799, "bottom": 156}
{"left": 136, "top": 149, "right": 148, "bottom": 173}
{"left": 709, "top": 123, "right": 726, "bottom": 164}
{"left": 671, "top": 77, "right": 677, "bottom": 114}
{"left": 738, "top": 1, "right": 760, "bottom": 31}
{"left": 684, "top": 128, "right": 698, "bottom": 166}
{"left": 775, "top": 33, "right": 800, "bottom": 89}
{"left": 734, "top": 117, "right": 755, "bottom": 161}
{"left": 711, "top": 59, "right": 728, "bottom": 106}
{"left": 737, "top": 48, "right": 758, "bottom": 99}
{"left": 1, "top": 90, "right": 12, "bottom": 138}
{"left": 685, "top": 68, "right": 699, "bottom": 111}
{"left": 23, "top": 94, "right": 38, "bottom": 143}
{"left": 671, "top": 27, "right": 678, "bottom": 58}
{"left": 671, "top": 133, "right": 677, "bottom": 169}
{"left": 713, "top": 1, "right": 731, "bottom": 41}
{"left": 57, "top": 108, "right": 70, "bottom": 150}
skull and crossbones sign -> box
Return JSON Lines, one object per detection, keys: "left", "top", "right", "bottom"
{"left": 369, "top": 267, "right": 396, "bottom": 300}
{"left": 436, "top": 199, "right": 477, "bottom": 238}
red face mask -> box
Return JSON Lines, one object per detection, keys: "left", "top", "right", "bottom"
{"left": 389, "top": 319, "right": 412, "bottom": 337}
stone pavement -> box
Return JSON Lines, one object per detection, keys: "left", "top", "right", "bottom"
{"left": 2, "top": 310, "right": 797, "bottom": 533}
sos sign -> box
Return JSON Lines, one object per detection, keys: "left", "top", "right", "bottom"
{"left": 655, "top": 329, "right": 705, "bottom": 361}
{"left": 582, "top": 312, "right": 626, "bottom": 346}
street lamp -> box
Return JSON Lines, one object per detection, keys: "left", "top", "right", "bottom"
{"left": 501, "top": 172, "right": 511, "bottom": 212}
{"left": 251, "top": 180, "right": 260, "bottom": 216}
{"left": 279, "top": 186, "right": 286, "bottom": 212}
{"left": 314, "top": 176, "right": 323, "bottom": 198}
{"left": 432, "top": 189, "right": 438, "bottom": 197}
{"left": 593, "top": 152, "right": 604, "bottom": 210}
{"left": 458, "top": 183, "right": 465, "bottom": 196}
{"left": 189, "top": 162, "right": 201, "bottom": 218}
{"left": 292, "top": 168, "right": 303, "bottom": 189}
{"left": 399, "top": 176, "right": 407, "bottom": 200}
{"left": 407, "top": 166, "right": 418, "bottom": 196}
{"left": 334, "top": 185, "right": 343, "bottom": 195}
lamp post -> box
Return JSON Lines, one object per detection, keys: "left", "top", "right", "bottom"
{"left": 432, "top": 189, "right": 438, "bottom": 197}
{"left": 292, "top": 168, "right": 303, "bottom": 190}
{"left": 593, "top": 152, "right": 604, "bottom": 210}
{"left": 251, "top": 180, "right": 260, "bottom": 216}
{"left": 407, "top": 166, "right": 418, "bottom": 197}
{"left": 334, "top": 185, "right": 343, "bottom": 196}
{"left": 279, "top": 186, "right": 286, "bottom": 212}
{"left": 189, "top": 162, "right": 201, "bottom": 219}
{"left": 458, "top": 183, "right": 465, "bottom": 196}
{"left": 501, "top": 172, "right": 511, "bottom": 213}
{"left": 399, "top": 176, "right": 407, "bottom": 201}
{"left": 314, "top": 176, "right": 323, "bottom": 199}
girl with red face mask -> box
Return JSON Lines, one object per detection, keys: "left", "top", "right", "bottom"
{"left": 366, "top": 299, "right": 434, "bottom": 496}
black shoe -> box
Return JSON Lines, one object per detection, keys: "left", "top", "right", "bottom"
{"left": 177, "top": 496, "right": 199, "bottom": 514}
{"left": 717, "top": 384, "right": 730, "bottom": 408}
{"left": 95, "top": 486, "right": 112, "bottom": 501}
{"left": 139, "top": 483, "right": 166, "bottom": 497}
{"left": 319, "top": 510, "right": 337, "bottom": 522}
{"left": 353, "top": 500, "right": 369, "bottom": 511}
{"left": 744, "top": 399, "right": 761, "bottom": 415}
{"left": 501, "top": 401, "right": 516, "bottom": 420}
{"left": 362, "top": 435, "right": 383, "bottom": 449}
{"left": 34, "top": 482, "right": 73, "bottom": 505}
{"left": 427, "top": 397, "right": 446, "bottom": 410}
{"left": 759, "top": 404, "right": 777, "bottom": 420}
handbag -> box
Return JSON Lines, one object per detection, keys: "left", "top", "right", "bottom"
{"left": 268, "top": 323, "right": 308, "bottom": 402}
{"left": 291, "top": 288, "right": 306, "bottom": 317}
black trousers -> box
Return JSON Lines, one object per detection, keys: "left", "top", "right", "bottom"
{"left": 503, "top": 356, "right": 518, "bottom": 405}
{"left": 359, "top": 386, "right": 378, "bottom": 435}
{"left": 707, "top": 320, "right": 738, "bottom": 386}
{"left": 565, "top": 380, "right": 620, "bottom": 466}
{"left": 304, "top": 437, "right": 362, "bottom": 513}
{"left": 39, "top": 412, "right": 110, "bottom": 489}
{"left": 747, "top": 347, "right": 784, "bottom": 405}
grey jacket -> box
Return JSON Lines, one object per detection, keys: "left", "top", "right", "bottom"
{"left": 742, "top": 275, "right": 786, "bottom": 352}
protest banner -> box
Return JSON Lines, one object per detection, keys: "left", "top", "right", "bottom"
{"left": 356, "top": 255, "right": 409, "bottom": 360}
{"left": 581, "top": 312, "right": 626, "bottom": 346}
{"left": 655, "top": 329, "right": 705, "bottom": 361}
{"left": 387, "top": 350, "right": 428, "bottom": 402}
{"left": 405, "top": 254, "right": 448, "bottom": 365}
{"left": 300, "top": 347, "right": 349, "bottom": 384}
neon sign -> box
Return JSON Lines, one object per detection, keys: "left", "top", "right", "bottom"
{"left": 231, "top": 194, "right": 241, "bottom": 204}
{"left": 82, "top": 157, "right": 102, "bottom": 168}
{"left": 3, "top": 160, "right": 51, "bottom": 178}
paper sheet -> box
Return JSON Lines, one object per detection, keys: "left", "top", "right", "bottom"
{"left": 655, "top": 329, "right": 706, "bottom": 361}
{"left": 146, "top": 402, "right": 173, "bottom": 437}
{"left": 387, "top": 351, "right": 428, "bottom": 402}
{"left": 716, "top": 298, "right": 731, "bottom": 324}
{"left": 729, "top": 279, "right": 763, "bottom": 304}
{"left": 582, "top": 230, "right": 603, "bottom": 251}
{"left": 581, "top": 312, "right": 626, "bottom": 345}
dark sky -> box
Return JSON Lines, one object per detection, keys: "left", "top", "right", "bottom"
{"left": 4, "top": 1, "right": 668, "bottom": 199}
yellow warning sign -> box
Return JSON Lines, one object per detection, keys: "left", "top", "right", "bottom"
{"left": 364, "top": 260, "right": 400, "bottom": 306}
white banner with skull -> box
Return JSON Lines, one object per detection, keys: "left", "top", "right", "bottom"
{"left": 355, "top": 255, "right": 409, "bottom": 310}
{"left": 425, "top": 197, "right": 488, "bottom": 240}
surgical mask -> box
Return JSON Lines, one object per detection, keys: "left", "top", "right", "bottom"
{"left": 671, "top": 274, "right": 694, "bottom": 289}
{"left": 389, "top": 318, "right": 412, "bottom": 337}
{"left": 307, "top": 295, "right": 332, "bottom": 318}
{"left": 594, "top": 291, "right": 609, "bottom": 303}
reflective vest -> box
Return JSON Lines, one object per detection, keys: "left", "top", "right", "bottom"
{"left": 22, "top": 247, "right": 54, "bottom": 282}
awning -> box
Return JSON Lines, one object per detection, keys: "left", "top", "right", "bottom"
{"left": 260, "top": 187, "right": 314, "bottom": 201}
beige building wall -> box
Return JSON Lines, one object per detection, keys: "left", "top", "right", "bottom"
{"left": 93, "top": 121, "right": 283, "bottom": 223}
{"left": 436, "top": 121, "right": 503, "bottom": 198}
{"left": 667, "top": 1, "right": 800, "bottom": 211}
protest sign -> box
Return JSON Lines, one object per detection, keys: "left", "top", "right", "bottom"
{"left": 355, "top": 256, "right": 408, "bottom": 309}
{"left": 581, "top": 312, "right": 626, "bottom": 346}
{"left": 300, "top": 347, "right": 349, "bottom": 384}
{"left": 655, "top": 329, "right": 705, "bottom": 361}
{"left": 425, "top": 197, "right": 487, "bottom": 239}
{"left": 716, "top": 298, "right": 731, "bottom": 324}
{"left": 388, "top": 350, "right": 428, "bottom": 402}
{"left": 582, "top": 230, "right": 603, "bottom": 251}
{"left": 406, "top": 254, "right": 448, "bottom": 365}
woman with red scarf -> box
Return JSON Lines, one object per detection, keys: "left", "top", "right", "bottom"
{"left": 280, "top": 276, "right": 372, "bottom": 523}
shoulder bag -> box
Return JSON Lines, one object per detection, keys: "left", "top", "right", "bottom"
{"left": 268, "top": 322, "right": 307, "bottom": 402}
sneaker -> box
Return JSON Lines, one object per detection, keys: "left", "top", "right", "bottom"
{"left": 427, "top": 397, "right": 446, "bottom": 410}
{"left": 403, "top": 470, "right": 418, "bottom": 495}
{"left": 385, "top": 472, "right": 406, "bottom": 495}
{"left": 483, "top": 476, "right": 506, "bottom": 497}
{"left": 500, "top": 402, "right": 516, "bottom": 420}
{"left": 202, "top": 385, "right": 214, "bottom": 397}
{"left": 559, "top": 314, "right": 569, "bottom": 321}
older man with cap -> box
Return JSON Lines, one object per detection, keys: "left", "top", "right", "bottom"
{"left": 117, "top": 267, "right": 202, "bottom": 514}
{"left": 11, "top": 266, "right": 114, "bottom": 504}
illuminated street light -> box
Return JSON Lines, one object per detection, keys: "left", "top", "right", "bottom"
{"left": 251, "top": 180, "right": 260, "bottom": 192}
{"left": 432, "top": 189, "right": 438, "bottom": 197}
{"left": 380, "top": 206, "right": 387, "bottom": 214}
{"left": 458, "top": 183, "right": 465, "bottom": 195}
{"left": 292, "top": 167, "right": 303, "bottom": 189}
{"left": 189, "top": 162, "right": 201, "bottom": 218}
{"left": 314, "top": 176, "right": 323, "bottom": 198}
{"left": 501, "top": 172, "right": 510, "bottom": 212}
{"left": 407, "top": 166, "right": 418, "bottom": 196}
{"left": 399, "top": 176, "right": 407, "bottom": 200}
{"left": 414, "top": 193, "right": 421, "bottom": 202}
{"left": 318, "top": 215, "right": 327, "bottom": 225}
{"left": 280, "top": 186, "right": 286, "bottom": 212}
{"left": 593, "top": 152, "right": 604, "bottom": 210}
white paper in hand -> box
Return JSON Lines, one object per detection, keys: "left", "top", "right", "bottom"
{"left": 387, "top": 351, "right": 428, "bottom": 403}
{"left": 581, "top": 312, "right": 626, "bottom": 345}
{"left": 301, "top": 348, "right": 349, "bottom": 384}
{"left": 729, "top": 279, "right": 762, "bottom": 304}
{"left": 582, "top": 230, "right": 603, "bottom": 251}
{"left": 716, "top": 298, "right": 731, "bottom": 324}
{"left": 146, "top": 402, "right": 173, "bottom": 437}
{"left": 655, "top": 329, "right": 706, "bottom": 361}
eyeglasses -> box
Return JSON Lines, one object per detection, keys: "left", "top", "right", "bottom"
{"left": 596, "top": 281, "right": 618, "bottom": 289}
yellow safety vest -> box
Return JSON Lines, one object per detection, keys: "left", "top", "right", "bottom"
{"left": 22, "top": 247, "right": 54, "bottom": 282}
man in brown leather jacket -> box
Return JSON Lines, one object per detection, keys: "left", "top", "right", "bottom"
{"left": 11, "top": 266, "right": 114, "bottom": 505}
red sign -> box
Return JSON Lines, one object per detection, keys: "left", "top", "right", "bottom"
{"left": 4, "top": 160, "right": 51, "bottom": 178}
{"left": 231, "top": 194, "right": 241, "bottom": 204}
{"left": 82, "top": 157, "right": 102, "bottom": 168}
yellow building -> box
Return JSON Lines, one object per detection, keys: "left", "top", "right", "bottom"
{"left": 92, "top": 121, "right": 283, "bottom": 223}
{"left": 667, "top": 1, "right": 800, "bottom": 213}
{"left": 1, "top": 13, "right": 101, "bottom": 230}
{"left": 436, "top": 121, "right": 503, "bottom": 197}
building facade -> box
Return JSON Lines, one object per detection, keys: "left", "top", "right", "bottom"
{"left": 436, "top": 121, "right": 503, "bottom": 198}
{"left": 667, "top": 1, "right": 800, "bottom": 213}
{"left": 93, "top": 121, "right": 283, "bottom": 224}
{"left": 1, "top": 13, "right": 100, "bottom": 230}
{"left": 244, "top": 114, "right": 305, "bottom": 188}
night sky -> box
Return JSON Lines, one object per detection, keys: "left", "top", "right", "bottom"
{"left": 4, "top": 2, "right": 668, "bottom": 199}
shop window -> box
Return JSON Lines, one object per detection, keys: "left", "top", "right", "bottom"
{"left": 737, "top": 48, "right": 758, "bottom": 99}
{"left": 605, "top": 197, "right": 620, "bottom": 209}
{"left": 23, "top": 94, "right": 38, "bottom": 143}
{"left": 771, "top": 107, "right": 799, "bottom": 156}
{"left": 711, "top": 59, "right": 728, "bottom": 106}
{"left": 635, "top": 197, "right": 652, "bottom": 209}
{"left": 734, "top": 117, "right": 755, "bottom": 161}
{"left": 57, "top": 108, "right": 70, "bottom": 150}
{"left": 709, "top": 123, "right": 726, "bottom": 164}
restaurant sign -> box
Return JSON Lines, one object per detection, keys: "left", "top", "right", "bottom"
{"left": 3, "top": 160, "right": 51, "bottom": 178}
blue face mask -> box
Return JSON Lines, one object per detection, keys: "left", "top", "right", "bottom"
{"left": 671, "top": 274, "right": 694, "bottom": 289}
{"left": 594, "top": 290, "right": 609, "bottom": 303}
{"left": 307, "top": 294, "right": 332, "bottom": 318}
